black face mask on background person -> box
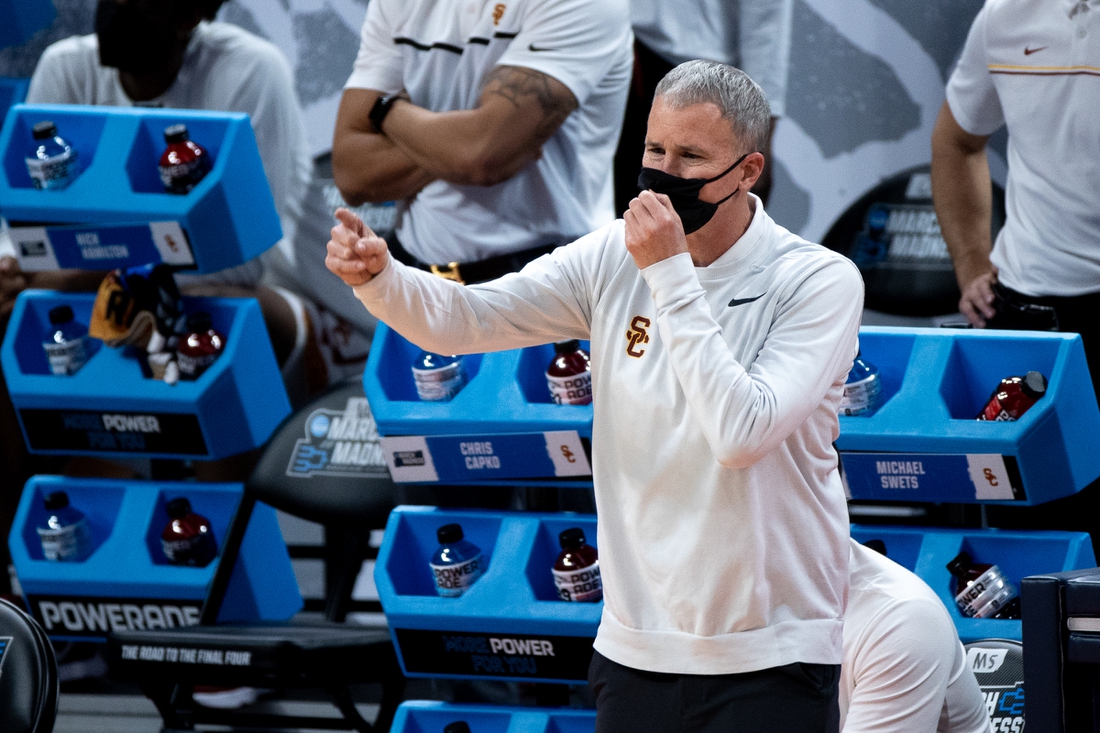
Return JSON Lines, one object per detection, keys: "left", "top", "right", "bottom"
{"left": 96, "top": 0, "right": 186, "bottom": 75}
{"left": 637, "top": 152, "right": 750, "bottom": 235}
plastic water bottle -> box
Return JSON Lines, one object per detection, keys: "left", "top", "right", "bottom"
{"left": 546, "top": 340, "right": 592, "bottom": 405}
{"left": 430, "top": 523, "right": 483, "bottom": 597}
{"left": 43, "top": 304, "right": 91, "bottom": 375}
{"left": 159, "top": 124, "right": 212, "bottom": 194}
{"left": 412, "top": 351, "right": 467, "bottom": 401}
{"left": 840, "top": 352, "right": 883, "bottom": 416}
{"left": 553, "top": 527, "right": 602, "bottom": 602}
{"left": 26, "top": 120, "right": 79, "bottom": 190}
{"left": 977, "top": 371, "right": 1047, "bottom": 421}
{"left": 161, "top": 497, "right": 218, "bottom": 567}
{"left": 37, "top": 491, "right": 93, "bottom": 562}
{"left": 176, "top": 311, "right": 225, "bottom": 380}
{"left": 946, "top": 551, "right": 1020, "bottom": 619}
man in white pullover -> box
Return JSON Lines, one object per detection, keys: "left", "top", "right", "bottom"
{"left": 327, "top": 60, "right": 864, "bottom": 732}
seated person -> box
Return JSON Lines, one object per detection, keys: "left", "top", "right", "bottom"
{"left": 843, "top": 538, "right": 991, "bottom": 733}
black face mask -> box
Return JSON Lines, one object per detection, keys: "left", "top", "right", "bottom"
{"left": 96, "top": 0, "right": 185, "bottom": 75}
{"left": 637, "top": 152, "right": 749, "bottom": 234}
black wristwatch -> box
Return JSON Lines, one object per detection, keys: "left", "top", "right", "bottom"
{"left": 369, "top": 94, "right": 401, "bottom": 134}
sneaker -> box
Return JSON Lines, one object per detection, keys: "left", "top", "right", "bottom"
{"left": 192, "top": 685, "right": 263, "bottom": 709}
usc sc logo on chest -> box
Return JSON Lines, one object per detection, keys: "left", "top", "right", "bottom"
{"left": 626, "top": 316, "right": 650, "bottom": 358}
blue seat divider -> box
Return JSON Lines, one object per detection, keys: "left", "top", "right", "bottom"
{"left": 390, "top": 701, "right": 596, "bottom": 733}
{"left": 1, "top": 291, "right": 290, "bottom": 459}
{"left": 839, "top": 327, "right": 1100, "bottom": 505}
{"left": 851, "top": 524, "right": 1095, "bottom": 643}
{"left": 1, "top": 104, "right": 281, "bottom": 274}
{"left": 9, "top": 476, "right": 303, "bottom": 642}
{"left": 376, "top": 506, "right": 601, "bottom": 684}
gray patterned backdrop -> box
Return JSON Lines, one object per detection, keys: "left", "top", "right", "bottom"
{"left": 1, "top": 0, "right": 1006, "bottom": 243}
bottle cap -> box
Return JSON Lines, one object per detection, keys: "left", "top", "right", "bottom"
{"left": 164, "top": 124, "right": 190, "bottom": 143}
{"left": 48, "top": 304, "right": 75, "bottom": 326}
{"left": 32, "top": 121, "right": 58, "bottom": 140}
{"left": 437, "top": 523, "right": 464, "bottom": 544}
{"left": 1022, "top": 371, "right": 1048, "bottom": 399}
{"left": 559, "top": 527, "right": 587, "bottom": 550}
{"left": 185, "top": 311, "right": 213, "bottom": 333}
{"left": 554, "top": 340, "right": 580, "bottom": 354}
{"left": 44, "top": 491, "right": 70, "bottom": 511}
{"left": 862, "top": 539, "right": 887, "bottom": 557}
{"left": 946, "top": 551, "right": 973, "bottom": 577}
{"left": 166, "top": 497, "right": 193, "bottom": 519}
{"left": 444, "top": 723, "right": 471, "bottom": 733}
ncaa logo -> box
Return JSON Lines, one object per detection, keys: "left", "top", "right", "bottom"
{"left": 310, "top": 414, "right": 330, "bottom": 438}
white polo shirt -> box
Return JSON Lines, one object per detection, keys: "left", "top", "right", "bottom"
{"left": 346, "top": 0, "right": 633, "bottom": 265}
{"left": 841, "top": 540, "right": 992, "bottom": 733}
{"left": 946, "top": 0, "right": 1100, "bottom": 297}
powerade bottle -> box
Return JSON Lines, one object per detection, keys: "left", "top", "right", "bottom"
{"left": 37, "top": 491, "right": 93, "bottom": 562}
{"left": 159, "top": 124, "right": 212, "bottom": 194}
{"left": 176, "top": 311, "right": 225, "bottom": 380}
{"left": 553, "top": 527, "right": 602, "bottom": 602}
{"left": 946, "top": 551, "right": 1020, "bottom": 619}
{"left": 977, "top": 371, "right": 1047, "bottom": 421}
{"left": 161, "top": 497, "right": 218, "bottom": 567}
{"left": 412, "top": 351, "right": 467, "bottom": 401}
{"left": 26, "top": 120, "right": 79, "bottom": 190}
{"left": 444, "top": 723, "right": 471, "bottom": 733}
{"left": 430, "top": 523, "right": 483, "bottom": 597}
{"left": 43, "top": 304, "right": 91, "bottom": 375}
{"left": 839, "top": 352, "right": 883, "bottom": 416}
{"left": 547, "top": 340, "right": 592, "bottom": 405}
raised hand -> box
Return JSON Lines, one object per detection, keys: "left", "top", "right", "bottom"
{"left": 325, "top": 207, "right": 391, "bottom": 287}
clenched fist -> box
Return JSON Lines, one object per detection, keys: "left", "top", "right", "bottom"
{"left": 624, "top": 190, "right": 688, "bottom": 270}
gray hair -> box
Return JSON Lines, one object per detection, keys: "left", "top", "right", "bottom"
{"left": 654, "top": 60, "right": 771, "bottom": 155}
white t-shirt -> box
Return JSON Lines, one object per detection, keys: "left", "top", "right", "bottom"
{"left": 353, "top": 197, "right": 863, "bottom": 675}
{"left": 345, "top": 0, "right": 633, "bottom": 265}
{"left": 842, "top": 540, "right": 992, "bottom": 733}
{"left": 945, "top": 0, "right": 1100, "bottom": 297}
{"left": 629, "top": 0, "right": 792, "bottom": 116}
{"left": 26, "top": 22, "right": 309, "bottom": 289}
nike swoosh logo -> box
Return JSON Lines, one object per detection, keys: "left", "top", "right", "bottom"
{"left": 728, "top": 294, "right": 766, "bottom": 307}
{"left": 528, "top": 43, "right": 556, "bottom": 52}
{"left": 1024, "top": 46, "right": 1048, "bottom": 55}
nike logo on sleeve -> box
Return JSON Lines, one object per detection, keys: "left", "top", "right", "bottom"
{"left": 1024, "top": 46, "right": 1048, "bottom": 55}
{"left": 528, "top": 43, "right": 556, "bottom": 52}
{"left": 728, "top": 294, "right": 766, "bottom": 307}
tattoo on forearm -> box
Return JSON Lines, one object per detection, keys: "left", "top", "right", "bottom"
{"left": 482, "top": 65, "right": 578, "bottom": 141}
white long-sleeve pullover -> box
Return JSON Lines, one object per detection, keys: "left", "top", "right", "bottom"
{"left": 354, "top": 197, "right": 864, "bottom": 674}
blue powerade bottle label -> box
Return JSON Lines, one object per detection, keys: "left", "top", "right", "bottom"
{"left": 430, "top": 553, "right": 483, "bottom": 597}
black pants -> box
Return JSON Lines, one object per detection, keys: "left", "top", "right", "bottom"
{"left": 588, "top": 651, "right": 840, "bottom": 733}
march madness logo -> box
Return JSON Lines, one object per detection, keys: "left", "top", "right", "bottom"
{"left": 286, "top": 397, "right": 388, "bottom": 478}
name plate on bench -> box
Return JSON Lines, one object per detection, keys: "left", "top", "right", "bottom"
{"left": 841, "top": 452, "right": 1024, "bottom": 502}
{"left": 380, "top": 431, "right": 591, "bottom": 483}
{"left": 10, "top": 221, "right": 194, "bottom": 271}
